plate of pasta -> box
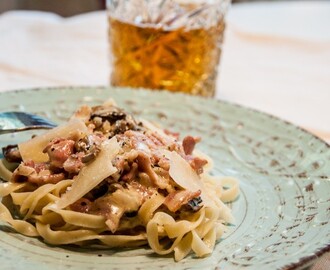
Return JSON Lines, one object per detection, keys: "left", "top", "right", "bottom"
{"left": 0, "top": 86, "right": 329, "bottom": 270}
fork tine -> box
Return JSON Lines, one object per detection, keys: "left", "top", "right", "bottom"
{"left": 0, "top": 111, "right": 57, "bottom": 134}
{"left": 14, "top": 112, "right": 57, "bottom": 127}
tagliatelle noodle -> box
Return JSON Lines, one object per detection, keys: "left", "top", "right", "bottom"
{"left": 0, "top": 102, "right": 239, "bottom": 261}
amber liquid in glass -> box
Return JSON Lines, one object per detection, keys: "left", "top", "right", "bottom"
{"left": 108, "top": 17, "right": 225, "bottom": 97}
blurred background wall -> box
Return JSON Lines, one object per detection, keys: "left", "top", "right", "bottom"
{"left": 0, "top": 0, "right": 297, "bottom": 17}
{"left": 0, "top": 0, "right": 106, "bottom": 17}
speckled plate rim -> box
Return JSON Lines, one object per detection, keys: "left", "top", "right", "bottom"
{"left": 0, "top": 86, "right": 329, "bottom": 270}
{"left": 2, "top": 85, "right": 329, "bottom": 149}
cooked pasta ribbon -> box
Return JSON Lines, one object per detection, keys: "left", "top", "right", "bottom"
{"left": 0, "top": 101, "right": 239, "bottom": 261}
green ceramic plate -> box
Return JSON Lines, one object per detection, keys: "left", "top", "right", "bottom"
{"left": 0, "top": 87, "right": 329, "bottom": 270}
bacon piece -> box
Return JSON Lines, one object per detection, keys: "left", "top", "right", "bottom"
{"left": 70, "top": 198, "right": 93, "bottom": 213}
{"left": 63, "top": 153, "right": 84, "bottom": 174}
{"left": 182, "top": 136, "right": 201, "bottom": 155}
{"left": 24, "top": 160, "right": 48, "bottom": 173}
{"left": 164, "top": 189, "right": 202, "bottom": 212}
{"left": 43, "top": 138, "right": 75, "bottom": 168}
{"left": 28, "top": 172, "right": 65, "bottom": 185}
{"left": 189, "top": 157, "right": 208, "bottom": 175}
{"left": 12, "top": 162, "right": 65, "bottom": 185}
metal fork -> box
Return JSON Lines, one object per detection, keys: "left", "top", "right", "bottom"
{"left": 0, "top": 111, "right": 57, "bottom": 135}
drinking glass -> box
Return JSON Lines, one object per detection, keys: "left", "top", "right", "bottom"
{"left": 107, "top": 0, "right": 230, "bottom": 97}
